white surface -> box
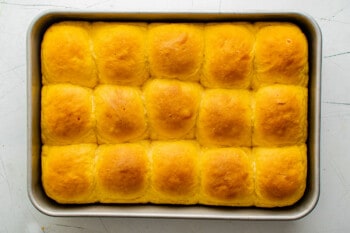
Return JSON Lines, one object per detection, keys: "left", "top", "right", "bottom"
{"left": 0, "top": 0, "right": 349, "bottom": 232}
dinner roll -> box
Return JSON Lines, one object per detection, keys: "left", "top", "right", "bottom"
{"left": 41, "top": 84, "right": 96, "bottom": 145}
{"left": 148, "top": 23, "right": 204, "bottom": 81}
{"left": 149, "top": 141, "right": 200, "bottom": 204}
{"left": 254, "top": 145, "right": 307, "bottom": 207}
{"left": 92, "top": 22, "right": 148, "bottom": 86}
{"left": 254, "top": 22, "right": 308, "bottom": 88}
{"left": 41, "top": 21, "right": 97, "bottom": 88}
{"left": 94, "top": 85, "right": 147, "bottom": 144}
{"left": 144, "top": 79, "right": 202, "bottom": 139}
{"left": 197, "top": 89, "right": 252, "bottom": 147}
{"left": 202, "top": 23, "right": 254, "bottom": 89}
{"left": 253, "top": 85, "right": 307, "bottom": 146}
{"left": 41, "top": 144, "right": 97, "bottom": 204}
{"left": 200, "top": 147, "right": 254, "bottom": 206}
{"left": 96, "top": 143, "right": 149, "bottom": 203}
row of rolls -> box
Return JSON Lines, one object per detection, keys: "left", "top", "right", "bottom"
{"left": 41, "top": 21, "right": 308, "bottom": 89}
{"left": 42, "top": 141, "right": 307, "bottom": 207}
{"left": 41, "top": 81, "right": 307, "bottom": 147}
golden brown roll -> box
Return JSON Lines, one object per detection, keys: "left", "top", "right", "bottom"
{"left": 94, "top": 85, "right": 147, "bottom": 144}
{"left": 41, "top": 144, "right": 97, "bottom": 204}
{"left": 202, "top": 23, "right": 254, "bottom": 89}
{"left": 41, "top": 84, "right": 96, "bottom": 145}
{"left": 200, "top": 147, "right": 254, "bottom": 206}
{"left": 254, "top": 22, "right": 308, "bottom": 88}
{"left": 253, "top": 85, "right": 307, "bottom": 146}
{"left": 143, "top": 79, "right": 202, "bottom": 139}
{"left": 95, "top": 143, "right": 149, "bottom": 203}
{"left": 148, "top": 23, "right": 204, "bottom": 81}
{"left": 254, "top": 145, "right": 307, "bottom": 207}
{"left": 197, "top": 89, "right": 252, "bottom": 147}
{"left": 149, "top": 141, "right": 200, "bottom": 204}
{"left": 41, "top": 21, "right": 97, "bottom": 88}
{"left": 92, "top": 22, "right": 148, "bottom": 86}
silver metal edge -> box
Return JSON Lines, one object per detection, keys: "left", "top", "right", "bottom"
{"left": 27, "top": 10, "right": 322, "bottom": 220}
{"left": 26, "top": 11, "right": 47, "bottom": 216}
{"left": 26, "top": 11, "right": 38, "bottom": 213}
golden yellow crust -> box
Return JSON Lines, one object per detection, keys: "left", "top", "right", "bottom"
{"left": 40, "top": 21, "right": 310, "bottom": 207}
{"left": 200, "top": 147, "right": 254, "bottom": 206}
{"left": 254, "top": 145, "right": 307, "bottom": 207}
{"left": 144, "top": 79, "right": 202, "bottom": 139}
{"left": 41, "top": 21, "right": 97, "bottom": 88}
{"left": 149, "top": 141, "right": 199, "bottom": 204}
{"left": 253, "top": 85, "right": 307, "bottom": 146}
{"left": 95, "top": 143, "right": 149, "bottom": 203}
{"left": 148, "top": 23, "right": 204, "bottom": 81}
{"left": 202, "top": 23, "right": 254, "bottom": 88}
{"left": 41, "top": 84, "right": 96, "bottom": 145}
{"left": 92, "top": 22, "right": 148, "bottom": 86}
{"left": 197, "top": 89, "right": 252, "bottom": 147}
{"left": 254, "top": 22, "right": 308, "bottom": 88}
{"left": 94, "top": 85, "right": 147, "bottom": 144}
{"left": 41, "top": 144, "right": 97, "bottom": 204}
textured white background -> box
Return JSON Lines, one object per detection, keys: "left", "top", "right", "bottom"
{"left": 0, "top": 0, "right": 349, "bottom": 232}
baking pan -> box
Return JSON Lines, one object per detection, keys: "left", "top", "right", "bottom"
{"left": 27, "top": 10, "right": 321, "bottom": 220}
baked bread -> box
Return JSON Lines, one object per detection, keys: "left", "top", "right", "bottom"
{"left": 41, "top": 144, "right": 97, "bottom": 204}
{"left": 197, "top": 89, "right": 252, "bottom": 147}
{"left": 149, "top": 141, "right": 199, "bottom": 204}
{"left": 202, "top": 23, "right": 254, "bottom": 89}
{"left": 41, "top": 84, "right": 96, "bottom": 145}
{"left": 143, "top": 79, "right": 202, "bottom": 139}
{"left": 254, "top": 145, "right": 307, "bottom": 207}
{"left": 200, "top": 147, "right": 254, "bottom": 206}
{"left": 148, "top": 23, "right": 204, "bottom": 81}
{"left": 254, "top": 22, "right": 308, "bottom": 88}
{"left": 95, "top": 143, "right": 149, "bottom": 203}
{"left": 40, "top": 21, "right": 309, "bottom": 208}
{"left": 91, "top": 22, "right": 148, "bottom": 86}
{"left": 41, "top": 21, "right": 97, "bottom": 88}
{"left": 253, "top": 84, "right": 307, "bottom": 146}
{"left": 94, "top": 85, "right": 147, "bottom": 144}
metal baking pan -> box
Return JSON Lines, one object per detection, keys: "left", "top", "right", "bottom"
{"left": 27, "top": 10, "right": 321, "bottom": 220}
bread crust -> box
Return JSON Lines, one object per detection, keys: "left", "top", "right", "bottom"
{"left": 254, "top": 145, "right": 307, "bottom": 207}
{"left": 41, "top": 22, "right": 97, "bottom": 87}
{"left": 40, "top": 21, "right": 309, "bottom": 207}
